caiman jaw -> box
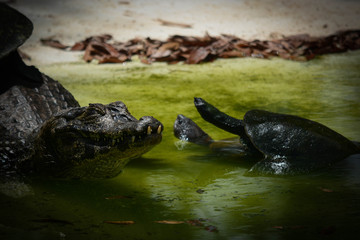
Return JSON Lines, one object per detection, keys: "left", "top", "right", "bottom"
{"left": 81, "top": 119, "right": 163, "bottom": 150}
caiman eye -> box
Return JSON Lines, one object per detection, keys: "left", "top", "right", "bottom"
{"left": 107, "top": 107, "right": 135, "bottom": 122}
{"left": 113, "top": 114, "right": 133, "bottom": 122}
{"left": 89, "top": 104, "right": 106, "bottom": 115}
{"left": 79, "top": 104, "right": 106, "bottom": 121}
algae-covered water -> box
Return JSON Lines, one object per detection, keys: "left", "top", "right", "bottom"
{"left": 1, "top": 52, "right": 360, "bottom": 239}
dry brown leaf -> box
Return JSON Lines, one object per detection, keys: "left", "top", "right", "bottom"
{"left": 219, "top": 50, "right": 245, "bottom": 58}
{"left": 186, "top": 219, "right": 204, "bottom": 227}
{"left": 154, "top": 220, "right": 185, "bottom": 224}
{"left": 205, "top": 225, "right": 219, "bottom": 232}
{"left": 151, "top": 42, "right": 179, "bottom": 59}
{"left": 103, "top": 220, "right": 135, "bottom": 225}
{"left": 71, "top": 41, "right": 87, "bottom": 51}
{"left": 156, "top": 19, "right": 192, "bottom": 28}
{"left": 186, "top": 47, "right": 210, "bottom": 64}
{"left": 98, "top": 55, "right": 128, "bottom": 64}
{"left": 319, "top": 187, "right": 334, "bottom": 193}
{"left": 40, "top": 37, "right": 69, "bottom": 49}
{"left": 272, "top": 226, "right": 284, "bottom": 230}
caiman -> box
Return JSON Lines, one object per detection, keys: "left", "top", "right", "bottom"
{"left": 0, "top": 3, "right": 163, "bottom": 179}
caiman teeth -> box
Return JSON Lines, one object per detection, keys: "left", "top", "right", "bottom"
{"left": 147, "top": 126, "right": 152, "bottom": 135}
{"left": 157, "top": 125, "right": 162, "bottom": 134}
{"left": 131, "top": 136, "right": 135, "bottom": 143}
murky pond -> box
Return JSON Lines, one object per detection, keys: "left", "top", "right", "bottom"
{"left": 1, "top": 51, "right": 360, "bottom": 239}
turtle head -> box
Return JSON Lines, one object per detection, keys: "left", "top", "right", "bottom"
{"left": 32, "top": 101, "right": 163, "bottom": 178}
{"left": 174, "top": 114, "right": 213, "bottom": 145}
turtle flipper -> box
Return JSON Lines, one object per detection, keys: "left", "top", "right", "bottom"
{"left": 174, "top": 114, "right": 213, "bottom": 145}
{"left": 245, "top": 157, "right": 293, "bottom": 176}
{"left": 245, "top": 154, "right": 334, "bottom": 176}
{"left": 194, "top": 97, "right": 244, "bottom": 136}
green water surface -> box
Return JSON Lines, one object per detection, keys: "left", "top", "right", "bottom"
{"left": 1, "top": 52, "right": 360, "bottom": 239}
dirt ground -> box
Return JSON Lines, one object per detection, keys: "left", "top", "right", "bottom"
{"left": 6, "top": 0, "right": 360, "bottom": 65}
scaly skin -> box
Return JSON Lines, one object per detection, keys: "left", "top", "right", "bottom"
{"left": 0, "top": 74, "right": 163, "bottom": 179}
{"left": 0, "top": 3, "right": 164, "bottom": 179}
{"left": 0, "top": 74, "right": 79, "bottom": 177}
{"left": 31, "top": 101, "right": 163, "bottom": 178}
{"left": 174, "top": 98, "right": 359, "bottom": 176}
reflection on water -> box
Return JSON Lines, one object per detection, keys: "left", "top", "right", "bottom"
{"left": 1, "top": 52, "right": 360, "bottom": 239}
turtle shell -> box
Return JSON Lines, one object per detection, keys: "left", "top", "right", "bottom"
{"left": 0, "top": 3, "right": 33, "bottom": 59}
{"left": 244, "top": 110, "right": 359, "bottom": 172}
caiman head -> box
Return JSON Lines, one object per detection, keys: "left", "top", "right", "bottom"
{"left": 31, "top": 101, "right": 163, "bottom": 178}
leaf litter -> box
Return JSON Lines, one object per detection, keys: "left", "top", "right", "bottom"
{"left": 41, "top": 30, "right": 360, "bottom": 64}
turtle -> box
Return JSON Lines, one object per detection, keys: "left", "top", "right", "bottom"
{"left": 173, "top": 97, "right": 360, "bottom": 176}
{"left": 0, "top": 3, "right": 163, "bottom": 180}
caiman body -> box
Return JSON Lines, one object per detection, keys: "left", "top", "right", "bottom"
{"left": 0, "top": 3, "right": 163, "bottom": 179}
{"left": 0, "top": 73, "right": 163, "bottom": 179}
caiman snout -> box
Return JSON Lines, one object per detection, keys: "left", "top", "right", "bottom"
{"left": 138, "top": 116, "right": 164, "bottom": 135}
{"left": 32, "top": 102, "right": 164, "bottom": 178}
